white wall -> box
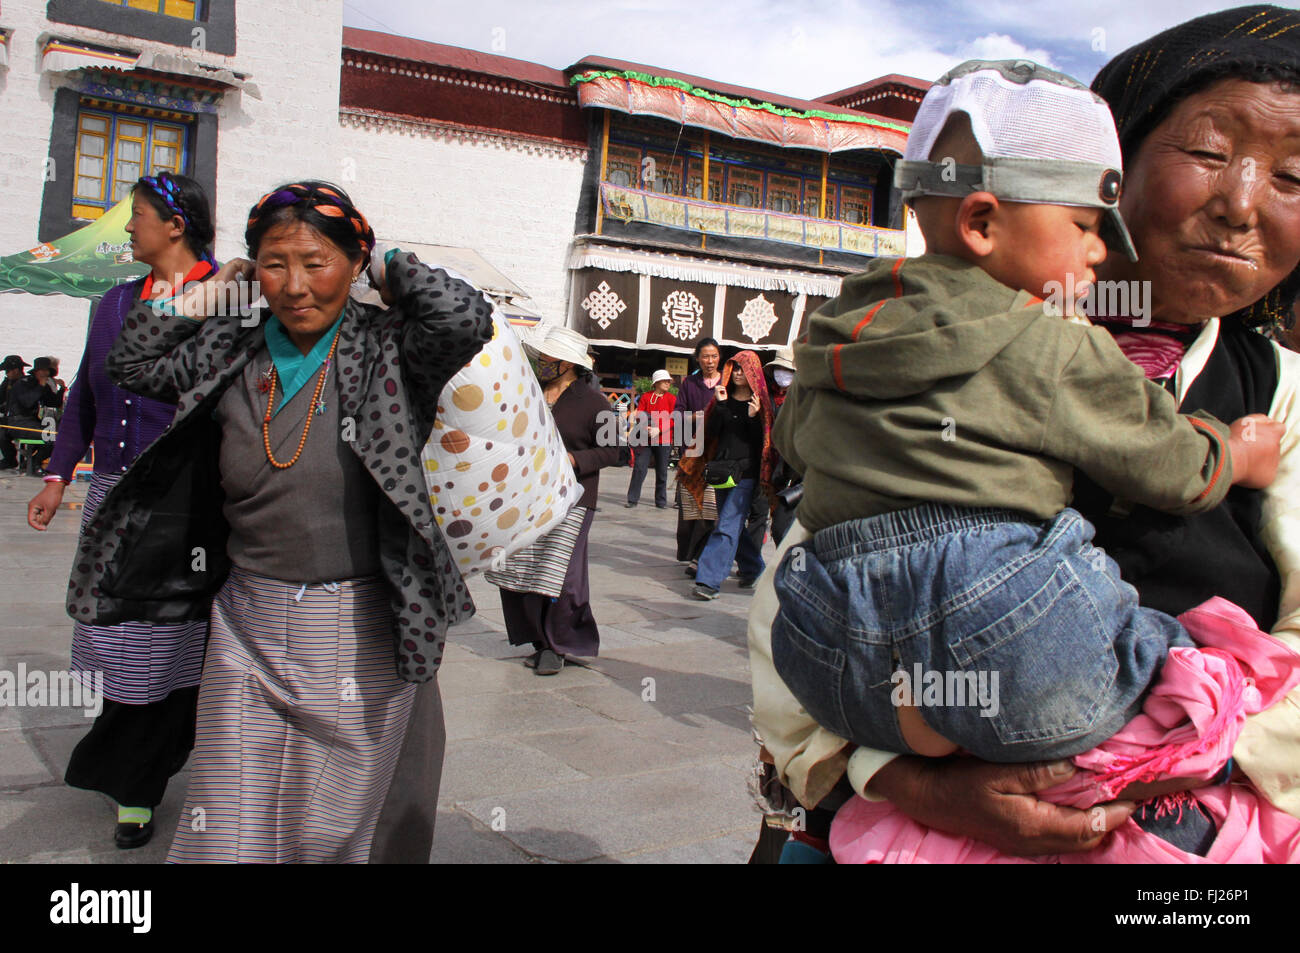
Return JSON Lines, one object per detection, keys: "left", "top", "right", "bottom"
{"left": 0, "top": 1, "right": 99, "bottom": 372}
{"left": 337, "top": 114, "right": 587, "bottom": 327}
{"left": 0, "top": 0, "right": 344, "bottom": 376}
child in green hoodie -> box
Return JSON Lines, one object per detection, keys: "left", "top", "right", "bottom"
{"left": 769, "top": 59, "right": 1281, "bottom": 768}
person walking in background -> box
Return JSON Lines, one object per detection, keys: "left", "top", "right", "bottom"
{"left": 488, "top": 327, "right": 623, "bottom": 676}
{"left": 764, "top": 347, "right": 801, "bottom": 546}
{"left": 739, "top": 348, "right": 799, "bottom": 558}
{"left": 1, "top": 355, "right": 28, "bottom": 470}
{"left": 26, "top": 172, "right": 217, "bottom": 849}
{"left": 679, "top": 350, "right": 776, "bottom": 600}
{"left": 625, "top": 368, "right": 676, "bottom": 508}
{"left": 674, "top": 337, "right": 723, "bottom": 571}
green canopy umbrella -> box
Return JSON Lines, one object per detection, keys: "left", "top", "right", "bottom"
{"left": 0, "top": 198, "right": 146, "bottom": 297}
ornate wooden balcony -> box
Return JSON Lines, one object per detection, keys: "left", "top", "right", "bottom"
{"left": 598, "top": 181, "right": 906, "bottom": 257}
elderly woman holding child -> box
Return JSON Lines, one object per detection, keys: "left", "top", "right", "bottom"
{"left": 750, "top": 4, "right": 1300, "bottom": 862}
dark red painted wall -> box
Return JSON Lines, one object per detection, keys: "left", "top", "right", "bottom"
{"left": 341, "top": 59, "right": 588, "bottom": 145}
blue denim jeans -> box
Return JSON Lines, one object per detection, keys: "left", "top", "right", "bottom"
{"left": 695, "top": 478, "right": 765, "bottom": 589}
{"left": 771, "top": 504, "right": 1191, "bottom": 762}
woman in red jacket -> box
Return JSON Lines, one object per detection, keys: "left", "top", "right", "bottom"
{"left": 625, "top": 368, "right": 676, "bottom": 508}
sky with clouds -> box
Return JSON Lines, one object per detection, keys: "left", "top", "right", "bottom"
{"left": 341, "top": 0, "right": 1266, "bottom": 101}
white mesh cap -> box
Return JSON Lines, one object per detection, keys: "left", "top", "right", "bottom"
{"left": 895, "top": 59, "right": 1136, "bottom": 260}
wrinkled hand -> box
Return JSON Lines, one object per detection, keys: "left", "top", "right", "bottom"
{"left": 27, "top": 482, "right": 65, "bottom": 531}
{"left": 867, "top": 756, "right": 1134, "bottom": 856}
{"left": 214, "top": 257, "right": 254, "bottom": 287}
{"left": 369, "top": 242, "right": 397, "bottom": 306}
{"left": 177, "top": 258, "right": 254, "bottom": 319}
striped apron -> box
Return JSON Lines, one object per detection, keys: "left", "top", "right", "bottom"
{"left": 167, "top": 567, "right": 415, "bottom": 863}
{"left": 485, "top": 505, "right": 589, "bottom": 599}
{"left": 677, "top": 481, "right": 719, "bottom": 522}
{"left": 70, "top": 472, "right": 207, "bottom": 702}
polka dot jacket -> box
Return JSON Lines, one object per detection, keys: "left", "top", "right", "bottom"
{"left": 65, "top": 253, "right": 495, "bottom": 683}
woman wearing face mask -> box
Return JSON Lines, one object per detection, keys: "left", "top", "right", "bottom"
{"left": 741, "top": 350, "right": 799, "bottom": 565}
{"left": 763, "top": 348, "right": 801, "bottom": 547}
{"left": 675, "top": 337, "right": 723, "bottom": 569}
{"left": 489, "top": 327, "right": 622, "bottom": 675}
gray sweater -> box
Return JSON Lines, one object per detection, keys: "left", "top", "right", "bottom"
{"left": 215, "top": 350, "right": 380, "bottom": 583}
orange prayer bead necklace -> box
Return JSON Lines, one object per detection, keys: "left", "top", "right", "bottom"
{"left": 262, "top": 324, "right": 343, "bottom": 469}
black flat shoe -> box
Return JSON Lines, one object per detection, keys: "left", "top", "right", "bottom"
{"left": 535, "top": 649, "right": 565, "bottom": 675}
{"left": 115, "top": 820, "right": 154, "bottom": 849}
{"left": 523, "top": 649, "right": 543, "bottom": 669}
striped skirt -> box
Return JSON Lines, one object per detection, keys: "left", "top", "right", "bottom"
{"left": 70, "top": 472, "right": 207, "bottom": 703}
{"left": 485, "top": 505, "right": 589, "bottom": 599}
{"left": 167, "top": 567, "right": 415, "bottom": 864}
{"left": 677, "top": 481, "right": 718, "bottom": 522}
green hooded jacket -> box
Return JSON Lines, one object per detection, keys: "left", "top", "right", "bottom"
{"left": 774, "top": 254, "right": 1232, "bottom": 533}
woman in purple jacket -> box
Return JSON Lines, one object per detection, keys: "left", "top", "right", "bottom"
{"left": 675, "top": 337, "right": 723, "bottom": 567}
{"left": 26, "top": 172, "right": 215, "bottom": 850}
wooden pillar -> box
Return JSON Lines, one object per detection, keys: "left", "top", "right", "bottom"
{"left": 595, "top": 111, "right": 611, "bottom": 236}
{"left": 700, "top": 131, "right": 711, "bottom": 250}
{"left": 818, "top": 153, "right": 829, "bottom": 266}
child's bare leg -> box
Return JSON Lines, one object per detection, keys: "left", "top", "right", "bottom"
{"left": 897, "top": 704, "right": 959, "bottom": 757}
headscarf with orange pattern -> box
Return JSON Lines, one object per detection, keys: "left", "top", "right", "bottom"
{"left": 244, "top": 181, "right": 375, "bottom": 267}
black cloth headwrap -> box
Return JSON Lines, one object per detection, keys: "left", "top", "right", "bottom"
{"left": 1091, "top": 4, "right": 1300, "bottom": 331}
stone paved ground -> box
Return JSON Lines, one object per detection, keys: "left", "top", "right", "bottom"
{"left": 0, "top": 466, "right": 771, "bottom": 863}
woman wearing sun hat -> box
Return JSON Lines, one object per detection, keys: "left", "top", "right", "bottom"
{"left": 488, "top": 326, "right": 623, "bottom": 675}
{"left": 625, "top": 368, "right": 677, "bottom": 509}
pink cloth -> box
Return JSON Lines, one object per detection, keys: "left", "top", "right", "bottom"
{"left": 830, "top": 598, "right": 1300, "bottom": 864}
{"left": 1094, "top": 317, "right": 1197, "bottom": 382}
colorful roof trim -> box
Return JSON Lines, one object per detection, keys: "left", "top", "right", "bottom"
{"left": 570, "top": 69, "right": 909, "bottom": 155}
{"left": 571, "top": 69, "right": 911, "bottom": 133}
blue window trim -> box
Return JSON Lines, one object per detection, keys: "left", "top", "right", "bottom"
{"left": 74, "top": 106, "right": 191, "bottom": 217}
